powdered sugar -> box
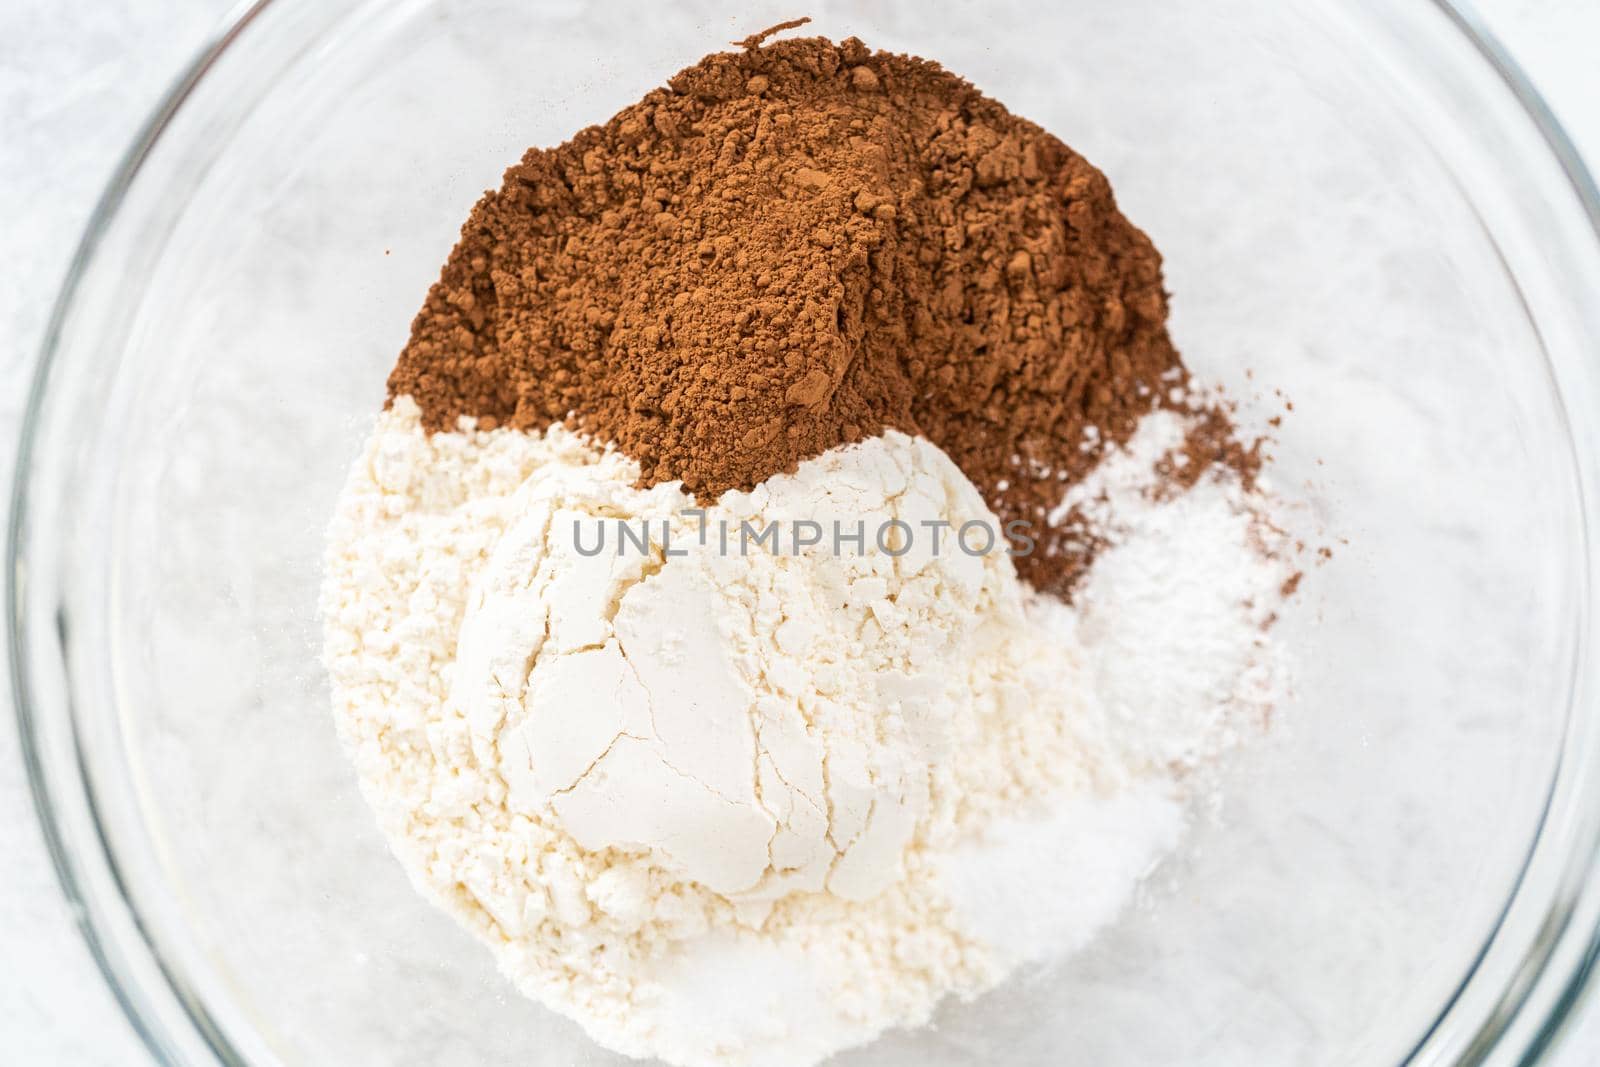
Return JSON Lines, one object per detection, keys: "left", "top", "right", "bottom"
{"left": 938, "top": 781, "right": 1186, "bottom": 969}
{"left": 1062, "top": 410, "right": 1293, "bottom": 770}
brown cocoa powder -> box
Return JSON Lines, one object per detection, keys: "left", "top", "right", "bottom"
{"left": 388, "top": 26, "right": 1232, "bottom": 596}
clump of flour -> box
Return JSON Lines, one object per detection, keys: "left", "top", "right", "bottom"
{"left": 321, "top": 397, "right": 1292, "bottom": 1067}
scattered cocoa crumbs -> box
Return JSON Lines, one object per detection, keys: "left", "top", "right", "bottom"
{"left": 388, "top": 24, "right": 1248, "bottom": 596}
{"left": 1154, "top": 408, "right": 1263, "bottom": 498}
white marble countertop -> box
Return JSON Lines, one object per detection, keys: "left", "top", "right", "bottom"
{"left": 1, "top": 1, "right": 1597, "bottom": 1063}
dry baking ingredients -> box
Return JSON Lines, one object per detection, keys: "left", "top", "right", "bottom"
{"left": 322, "top": 24, "right": 1298, "bottom": 1067}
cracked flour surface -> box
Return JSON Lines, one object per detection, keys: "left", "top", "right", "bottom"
{"left": 321, "top": 397, "right": 1290, "bottom": 1067}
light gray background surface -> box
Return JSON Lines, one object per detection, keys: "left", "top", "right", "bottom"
{"left": 1, "top": 1, "right": 1597, "bottom": 1063}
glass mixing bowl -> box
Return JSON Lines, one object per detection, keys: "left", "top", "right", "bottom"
{"left": 11, "top": 0, "right": 1600, "bottom": 1064}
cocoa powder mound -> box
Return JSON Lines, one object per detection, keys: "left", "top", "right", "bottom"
{"left": 389, "top": 29, "right": 1209, "bottom": 596}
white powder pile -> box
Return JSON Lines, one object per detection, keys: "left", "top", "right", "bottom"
{"left": 321, "top": 397, "right": 1291, "bottom": 1067}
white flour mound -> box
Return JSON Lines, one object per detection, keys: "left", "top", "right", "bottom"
{"left": 321, "top": 397, "right": 1291, "bottom": 1067}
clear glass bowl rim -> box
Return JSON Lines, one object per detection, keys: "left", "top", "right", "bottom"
{"left": 9, "top": 1, "right": 1600, "bottom": 1065}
